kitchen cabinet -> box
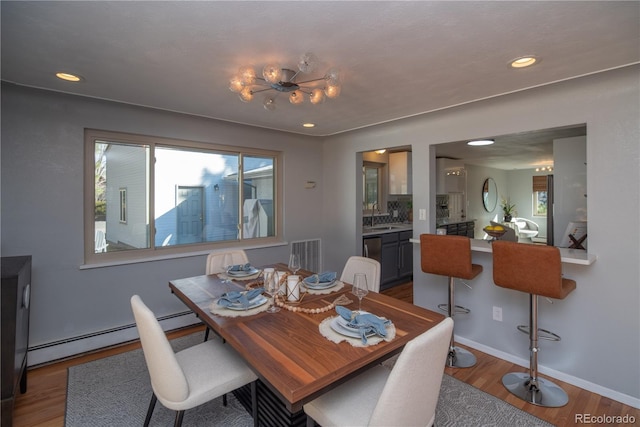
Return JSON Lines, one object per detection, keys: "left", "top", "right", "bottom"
{"left": 371, "top": 230, "right": 413, "bottom": 290}
{"left": 389, "top": 152, "right": 412, "bottom": 195}
{"left": 2, "top": 256, "right": 31, "bottom": 427}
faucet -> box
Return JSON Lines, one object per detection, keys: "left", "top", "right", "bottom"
{"left": 370, "top": 202, "right": 378, "bottom": 227}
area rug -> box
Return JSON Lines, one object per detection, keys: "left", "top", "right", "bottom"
{"left": 65, "top": 333, "right": 554, "bottom": 426}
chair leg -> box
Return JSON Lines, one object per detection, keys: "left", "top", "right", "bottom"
{"left": 223, "top": 393, "right": 227, "bottom": 406}
{"left": 445, "top": 276, "right": 476, "bottom": 368}
{"left": 501, "top": 294, "right": 569, "bottom": 407}
{"left": 204, "top": 327, "right": 210, "bottom": 341}
{"left": 143, "top": 393, "right": 157, "bottom": 427}
{"left": 251, "top": 381, "right": 258, "bottom": 427}
{"left": 174, "top": 410, "right": 185, "bottom": 427}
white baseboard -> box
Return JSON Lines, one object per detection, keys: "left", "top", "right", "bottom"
{"left": 456, "top": 335, "right": 640, "bottom": 409}
{"left": 28, "top": 312, "right": 201, "bottom": 367}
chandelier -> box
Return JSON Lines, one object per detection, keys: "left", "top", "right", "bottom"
{"left": 228, "top": 52, "right": 342, "bottom": 111}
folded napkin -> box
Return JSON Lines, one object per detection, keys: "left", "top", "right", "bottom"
{"left": 305, "top": 271, "right": 337, "bottom": 284}
{"left": 217, "top": 288, "right": 264, "bottom": 309}
{"left": 228, "top": 263, "right": 253, "bottom": 272}
{"left": 335, "top": 306, "right": 391, "bottom": 344}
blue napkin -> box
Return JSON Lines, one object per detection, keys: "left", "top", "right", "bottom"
{"left": 305, "top": 271, "right": 337, "bottom": 284}
{"left": 228, "top": 263, "right": 252, "bottom": 272}
{"left": 217, "top": 288, "right": 264, "bottom": 309}
{"left": 335, "top": 305, "right": 391, "bottom": 344}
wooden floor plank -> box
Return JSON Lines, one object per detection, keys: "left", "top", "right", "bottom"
{"left": 12, "top": 282, "right": 639, "bottom": 426}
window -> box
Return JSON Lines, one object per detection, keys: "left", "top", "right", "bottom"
{"left": 85, "top": 129, "right": 282, "bottom": 264}
{"left": 363, "top": 162, "right": 385, "bottom": 212}
{"left": 532, "top": 175, "right": 548, "bottom": 216}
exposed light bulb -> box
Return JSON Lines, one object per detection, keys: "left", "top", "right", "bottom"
{"left": 324, "top": 84, "right": 341, "bottom": 99}
{"left": 309, "top": 88, "right": 325, "bottom": 104}
{"left": 229, "top": 75, "right": 244, "bottom": 93}
{"left": 239, "top": 87, "right": 254, "bottom": 102}
{"left": 298, "top": 52, "right": 318, "bottom": 73}
{"left": 239, "top": 66, "right": 256, "bottom": 84}
{"left": 262, "top": 64, "right": 282, "bottom": 84}
{"left": 289, "top": 90, "right": 304, "bottom": 105}
{"left": 263, "top": 97, "right": 276, "bottom": 111}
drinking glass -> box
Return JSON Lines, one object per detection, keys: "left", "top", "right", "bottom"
{"left": 221, "top": 254, "right": 233, "bottom": 284}
{"left": 351, "top": 273, "right": 369, "bottom": 312}
{"left": 288, "top": 254, "right": 301, "bottom": 275}
{"left": 264, "top": 271, "right": 280, "bottom": 313}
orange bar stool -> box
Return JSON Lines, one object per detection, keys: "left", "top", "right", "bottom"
{"left": 492, "top": 241, "right": 576, "bottom": 407}
{"left": 420, "top": 234, "right": 483, "bottom": 368}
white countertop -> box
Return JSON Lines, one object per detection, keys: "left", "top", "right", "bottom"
{"left": 409, "top": 237, "right": 597, "bottom": 265}
{"left": 363, "top": 223, "right": 413, "bottom": 236}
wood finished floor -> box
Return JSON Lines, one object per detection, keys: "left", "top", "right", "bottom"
{"left": 12, "top": 282, "right": 639, "bottom": 427}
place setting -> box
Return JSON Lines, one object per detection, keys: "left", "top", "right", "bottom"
{"left": 319, "top": 273, "right": 396, "bottom": 347}
{"left": 302, "top": 271, "right": 345, "bottom": 295}
{"left": 209, "top": 285, "right": 270, "bottom": 317}
{"left": 218, "top": 262, "right": 262, "bottom": 282}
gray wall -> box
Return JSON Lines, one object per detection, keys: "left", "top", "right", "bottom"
{"left": 1, "top": 83, "right": 324, "bottom": 360}
{"left": 321, "top": 65, "right": 640, "bottom": 406}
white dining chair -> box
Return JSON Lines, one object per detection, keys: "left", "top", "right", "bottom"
{"left": 304, "top": 317, "right": 453, "bottom": 427}
{"left": 205, "top": 249, "right": 250, "bottom": 274}
{"left": 340, "top": 256, "right": 381, "bottom": 292}
{"left": 130, "top": 295, "right": 258, "bottom": 427}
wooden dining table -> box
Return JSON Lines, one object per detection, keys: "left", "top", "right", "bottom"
{"left": 169, "top": 264, "right": 445, "bottom": 426}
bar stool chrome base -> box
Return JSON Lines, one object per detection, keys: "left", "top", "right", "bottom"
{"left": 447, "top": 346, "right": 476, "bottom": 368}
{"left": 502, "top": 372, "right": 569, "bottom": 407}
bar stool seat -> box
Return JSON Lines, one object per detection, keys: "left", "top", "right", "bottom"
{"left": 492, "top": 241, "right": 576, "bottom": 407}
{"left": 420, "top": 234, "right": 483, "bottom": 368}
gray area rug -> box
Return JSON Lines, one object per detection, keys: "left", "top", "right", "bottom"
{"left": 66, "top": 333, "right": 554, "bottom": 426}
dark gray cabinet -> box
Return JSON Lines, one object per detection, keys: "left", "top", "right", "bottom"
{"left": 375, "top": 230, "right": 413, "bottom": 290}
{"left": 2, "top": 256, "right": 31, "bottom": 427}
{"left": 443, "top": 221, "right": 475, "bottom": 237}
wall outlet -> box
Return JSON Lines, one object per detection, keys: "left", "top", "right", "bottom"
{"left": 419, "top": 209, "right": 426, "bottom": 220}
{"left": 493, "top": 306, "right": 503, "bottom": 322}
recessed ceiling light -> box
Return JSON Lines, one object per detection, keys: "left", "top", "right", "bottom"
{"left": 56, "top": 72, "right": 83, "bottom": 82}
{"left": 375, "top": 149, "right": 386, "bottom": 154}
{"left": 302, "top": 123, "right": 315, "bottom": 128}
{"left": 510, "top": 56, "right": 538, "bottom": 68}
{"left": 467, "top": 139, "right": 495, "bottom": 146}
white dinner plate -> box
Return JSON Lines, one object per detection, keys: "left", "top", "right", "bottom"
{"left": 225, "top": 295, "right": 268, "bottom": 311}
{"left": 303, "top": 278, "right": 337, "bottom": 290}
{"left": 330, "top": 317, "right": 376, "bottom": 338}
{"left": 227, "top": 267, "right": 260, "bottom": 277}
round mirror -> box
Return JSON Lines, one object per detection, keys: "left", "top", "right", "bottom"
{"left": 482, "top": 178, "right": 498, "bottom": 212}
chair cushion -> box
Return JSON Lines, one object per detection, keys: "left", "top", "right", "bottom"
{"left": 304, "top": 365, "right": 389, "bottom": 426}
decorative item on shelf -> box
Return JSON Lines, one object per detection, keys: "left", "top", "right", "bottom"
{"left": 483, "top": 224, "right": 506, "bottom": 241}
{"left": 228, "top": 52, "right": 342, "bottom": 110}
{"left": 501, "top": 196, "right": 517, "bottom": 222}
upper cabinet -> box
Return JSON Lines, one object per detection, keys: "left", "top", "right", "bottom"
{"left": 436, "top": 158, "right": 465, "bottom": 194}
{"left": 389, "top": 152, "right": 412, "bottom": 195}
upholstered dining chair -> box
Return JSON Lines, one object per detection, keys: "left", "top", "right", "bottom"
{"left": 205, "top": 249, "right": 250, "bottom": 274}
{"left": 131, "top": 295, "right": 258, "bottom": 427}
{"left": 340, "top": 255, "right": 381, "bottom": 292}
{"left": 304, "top": 317, "right": 453, "bottom": 427}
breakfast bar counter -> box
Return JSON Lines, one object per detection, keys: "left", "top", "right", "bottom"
{"left": 410, "top": 238, "right": 597, "bottom": 265}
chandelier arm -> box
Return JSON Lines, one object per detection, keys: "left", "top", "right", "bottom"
{"left": 294, "top": 77, "right": 328, "bottom": 85}
{"left": 249, "top": 87, "right": 274, "bottom": 95}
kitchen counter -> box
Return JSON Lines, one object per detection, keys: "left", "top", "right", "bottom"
{"left": 436, "top": 218, "right": 476, "bottom": 227}
{"left": 362, "top": 222, "right": 413, "bottom": 236}
{"left": 409, "top": 237, "right": 596, "bottom": 265}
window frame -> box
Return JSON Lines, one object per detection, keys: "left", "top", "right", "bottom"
{"left": 84, "top": 129, "right": 283, "bottom": 266}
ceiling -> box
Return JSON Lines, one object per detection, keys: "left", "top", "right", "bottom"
{"left": 2, "top": 1, "right": 638, "bottom": 142}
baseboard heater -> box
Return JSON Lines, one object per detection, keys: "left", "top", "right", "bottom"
{"left": 27, "top": 310, "right": 200, "bottom": 367}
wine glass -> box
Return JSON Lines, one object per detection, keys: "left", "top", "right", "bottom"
{"left": 221, "top": 254, "right": 233, "bottom": 284}
{"left": 351, "top": 273, "right": 369, "bottom": 313}
{"left": 264, "top": 271, "right": 280, "bottom": 313}
{"left": 288, "top": 254, "right": 300, "bottom": 275}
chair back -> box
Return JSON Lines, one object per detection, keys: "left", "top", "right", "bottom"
{"left": 420, "top": 234, "right": 481, "bottom": 280}
{"left": 492, "top": 241, "right": 576, "bottom": 299}
{"left": 340, "top": 256, "right": 381, "bottom": 292}
{"left": 205, "top": 249, "right": 249, "bottom": 274}
{"left": 130, "top": 295, "right": 189, "bottom": 404}
{"left": 369, "top": 317, "right": 454, "bottom": 427}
